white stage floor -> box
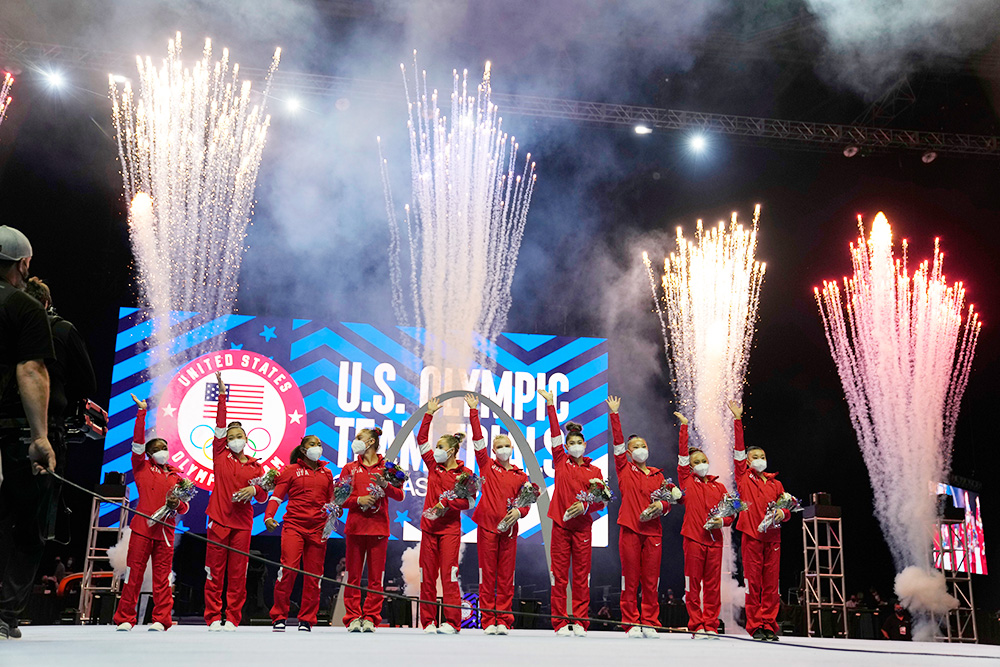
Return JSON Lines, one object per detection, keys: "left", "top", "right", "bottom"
{"left": 6, "top": 625, "right": 999, "bottom": 666}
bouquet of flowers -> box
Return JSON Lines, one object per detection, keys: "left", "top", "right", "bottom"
{"left": 365, "top": 460, "right": 410, "bottom": 509}
{"left": 147, "top": 478, "right": 197, "bottom": 527}
{"left": 563, "top": 478, "right": 613, "bottom": 521}
{"left": 423, "top": 471, "right": 481, "bottom": 520}
{"left": 757, "top": 492, "right": 802, "bottom": 533}
{"left": 496, "top": 481, "right": 541, "bottom": 532}
{"left": 703, "top": 492, "right": 749, "bottom": 530}
{"left": 248, "top": 468, "right": 281, "bottom": 492}
{"left": 321, "top": 475, "right": 354, "bottom": 539}
{"left": 639, "top": 478, "right": 684, "bottom": 521}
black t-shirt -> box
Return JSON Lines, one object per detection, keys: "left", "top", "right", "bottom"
{"left": 882, "top": 612, "right": 912, "bottom": 641}
{"left": 0, "top": 281, "right": 56, "bottom": 419}
{"left": 48, "top": 315, "right": 97, "bottom": 421}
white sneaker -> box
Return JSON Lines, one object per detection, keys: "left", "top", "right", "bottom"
{"left": 704, "top": 630, "right": 720, "bottom": 639}
{"left": 208, "top": 621, "right": 223, "bottom": 632}
{"left": 223, "top": 621, "right": 237, "bottom": 632}
{"left": 626, "top": 627, "right": 643, "bottom": 638}
{"left": 423, "top": 624, "right": 437, "bottom": 634}
{"left": 347, "top": 619, "right": 363, "bottom": 633}
{"left": 641, "top": 627, "right": 660, "bottom": 639}
{"left": 437, "top": 623, "right": 457, "bottom": 635}
{"left": 556, "top": 625, "right": 574, "bottom": 637}
{"left": 572, "top": 625, "right": 587, "bottom": 637}
{"left": 361, "top": 620, "right": 375, "bottom": 633}
{"left": 496, "top": 624, "right": 510, "bottom": 635}
{"left": 692, "top": 630, "right": 709, "bottom": 639}
{"left": 116, "top": 622, "right": 133, "bottom": 632}
{"left": 484, "top": 624, "right": 497, "bottom": 635}
{"left": 148, "top": 622, "right": 165, "bottom": 632}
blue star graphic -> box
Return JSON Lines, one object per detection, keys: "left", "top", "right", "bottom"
{"left": 259, "top": 326, "right": 277, "bottom": 342}
{"left": 394, "top": 510, "right": 410, "bottom": 526}
{"left": 230, "top": 343, "right": 244, "bottom": 350}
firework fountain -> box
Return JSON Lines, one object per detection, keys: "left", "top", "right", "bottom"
{"left": 0, "top": 72, "right": 13, "bottom": 130}
{"left": 110, "top": 34, "right": 279, "bottom": 384}
{"left": 643, "top": 206, "right": 766, "bottom": 632}
{"left": 815, "top": 212, "right": 981, "bottom": 639}
{"left": 380, "top": 56, "right": 536, "bottom": 386}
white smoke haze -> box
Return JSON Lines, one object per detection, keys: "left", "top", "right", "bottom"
{"left": 895, "top": 565, "right": 958, "bottom": 615}
{"left": 805, "top": 0, "right": 1000, "bottom": 97}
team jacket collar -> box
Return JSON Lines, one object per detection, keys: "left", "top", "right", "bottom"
{"left": 355, "top": 454, "right": 385, "bottom": 469}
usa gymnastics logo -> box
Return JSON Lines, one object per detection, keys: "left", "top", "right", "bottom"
{"left": 157, "top": 350, "right": 306, "bottom": 491}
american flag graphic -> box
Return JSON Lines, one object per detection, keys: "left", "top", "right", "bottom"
{"left": 204, "top": 383, "right": 265, "bottom": 421}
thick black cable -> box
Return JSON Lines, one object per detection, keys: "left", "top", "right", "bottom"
{"left": 51, "top": 471, "right": 996, "bottom": 659}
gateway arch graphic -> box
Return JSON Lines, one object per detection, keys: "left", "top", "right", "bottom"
{"left": 386, "top": 390, "right": 555, "bottom": 573}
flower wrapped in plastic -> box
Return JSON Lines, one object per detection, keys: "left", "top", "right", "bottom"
{"left": 147, "top": 478, "right": 197, "bottom": 527}
{"left": 321, "top": 475, "right": 354, "bottom": 539}
{"left": 248, "top": 467, "right": 281, "bottom": 492}
{"left": 496, "top": 481, "right": 541, "bottom": 532}
{"left": 757, "top": 492, "right": 802, "bottom": 533}
{"left": 703, "top": 492, "right": 749, "bottom": 530}
{"left": 639, "top": 478, "right": 684, "bottom": 522}
{"left": 381, "top": 460, "right": 409, "bottom": 489}
{"left": 563, "top": 478, "right": 613, "bottom": 521}
{"left": 423, "top": 471, "right": 481, "bottom": 520}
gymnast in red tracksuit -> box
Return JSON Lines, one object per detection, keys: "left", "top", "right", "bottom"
{"left": 113, "top": 393, "right": 190, "bottom": 632}
{"left": 203, "top": 371, "right": 268, "bottom": 631}
{"left": 417, "top": 397, "right": 474, "bottom": 634}
{"left": 607, "top": 396, "right": 669, "bottom": 639}
{"left": 465, "top": 393, "right": 530, "bottom": 636}
{"left": 674, "top": 410, "right": 733, "bottom": 637}
{"left": 339, "top": 426, "right": 405, "bottom": 633}
{"left": 729, "top": 401, "right": 790, "bottom": 642}
{"left": 540, "top": 387, "right": 606, "bottom": 637}
{"left": 264, "top": 435, "right": 333, "bottom": 632}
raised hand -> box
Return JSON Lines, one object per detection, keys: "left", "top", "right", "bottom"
{"left": 727, "top": 401, "right": 743, "bottom": 419}
{"left": 215, "top": 371, "right": 226, "bottom": 396}
{"left": 673, "top": 411, "right": 688, "bottom": 425}
{"left": 131, "top": 393, "right": 147, "bottom": 411}
{"left": 538, "top": 388, "right": 554, "bottom": 405}
{"left": 464, "top": 393, "right": 479, "bottom": 410}
{"left": 606, "top": 396, "right": 621, "bottom": 413}
{"left": 426, "top": 396, "right": 441, "bottom": 415}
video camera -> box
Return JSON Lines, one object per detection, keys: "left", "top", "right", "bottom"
{"left": 64, "top": 398, "right": 108, "bottom": 445}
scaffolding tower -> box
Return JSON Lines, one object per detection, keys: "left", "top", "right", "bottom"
{"left": 802, "top": 502, "right": 848, "bottom": 638}
{"left": 933, "top": 517, "right": 978, "bottom": 643}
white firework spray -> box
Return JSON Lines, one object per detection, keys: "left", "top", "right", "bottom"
{"left": 0, "top": 72, "right": 13, "bottom": 130}
{"left": 380, "top": 55, "right": 536, "bottom": 387}
{"left": 815, "top": 212, "right": 980, "bottom": 638}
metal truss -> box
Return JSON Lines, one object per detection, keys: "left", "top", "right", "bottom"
{"left": 802, "top": 509, "right": 849, "bottom": 639}
{"left": 3, "top": 36, "right": 999, "bottom": 156}
{"left": 933, "top": 519, "right": 979, "bottom": 643}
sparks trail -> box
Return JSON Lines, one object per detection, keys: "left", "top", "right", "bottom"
{"left": 110, "top": 33, "right": 279, "bottom": 385}
{"left": 381, "top": 55, "right": 537, "bottom": 381}
{"left": 815, "top": 213, "right": 981, "bottom": 630}
{"left": 644, "top": 205, "right": 766, "bottom": 629}
{"left": 0, "top": 72, "right": 13, "bottom": 131}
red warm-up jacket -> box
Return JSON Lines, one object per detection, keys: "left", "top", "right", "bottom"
{"left": 264, "top": 460, "right": 335, "bottom": 536}
{"left": 544, "top": 403, "right": 606, "bottom": 532}
{"left": 129, "top": 408, "right": 190, "bottom": 541}
{"left": 676, "top": 423, "right": 732, "bottom": 546}
{"left": 205, "top": 392, "right": 268, "bottom": 530}
{"left": 339, "top": 454, "right": 405, "bottom": 537}
{"left": 733, "top": 419, "right": 789, "bottom": 543}
{"left": 469, "top": 409, "right": 530, "bottom": 533}
{"left": 417, "top": 412, "right": 473, "bottom": 535}
{"left": 610, "top": 413, "right": 666, "bottom": 537}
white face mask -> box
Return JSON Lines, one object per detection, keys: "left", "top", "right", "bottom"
{"left": 151, "top": 450, "right": 169, "bottom": 465}
{"left": 494, "top": 446, "right": 513, "bottom": 461}
{"left": 433, "top": 448, "right": 451, "bottom": 464}
{"left": 352, "top": 439, "right": 368, "bottom": 456}
{"left": 228, "top": 438, "right": 246, "bottom": 454}
{"left": 630, "top": 447, "right": 649, "bottom": 464}
{"left": 567, "top": 443, "right": 586, "bottom": 458}
{"left": 692, "top": 462, "right": 710, "bottom": 477}
{"left": 750, "top": 458, "right": 767, "bottom": 472}
{"left": 305, "top": 446, "right": 323, "bottom": 462}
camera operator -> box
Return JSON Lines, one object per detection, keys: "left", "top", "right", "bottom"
{"left": 0, "top": 225, "right": 56, "bottom": 640}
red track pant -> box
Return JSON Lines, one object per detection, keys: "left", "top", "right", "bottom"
{"left": 549, "top": 522, "right": 592, "bottom": 631}
{"left": 203, "top": 522, "right": 251, "bottom": 626}
{"left": 419, "top": 532, "right": 461, "bottom": 630}
{"left": 683, "top": 538, "right": 723, "bottom": 632}
{"left": 113, "top": 532, "right": 175, "bottom": 628}
{"left": 742, "top": 535, "right": 781, "bottom": 634}
{"left": 342, "top": 533, "right": 389, "bottom": 626}
{"left": 619, "top": 526, "right": 661, "bottom": 630}
{"left": 270, "top": 525, "right": 327, "bottom": 625}
{"left": 478, "top": 526, "right": 517, "bottom": 628}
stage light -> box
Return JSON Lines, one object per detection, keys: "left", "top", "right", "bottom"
{"left": 922, "top": 151, "right": 938, "bottom": 164}
{"left": 689, "top": 133, "right": 707, "bottom": 152}
{"left": 634, "top": 125, "right": 653, "bottom": 135}
{"left": 43, "top": 70, "right": 65, "bottom": 89}
{"left": 284, "top": 97, "right": 302, "bottom": 113}
{"left": 111, "top": 74, "right": 129, "bottom": 84}
{"left": 843, "top": 145, "right": 859, "bottom": 158}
